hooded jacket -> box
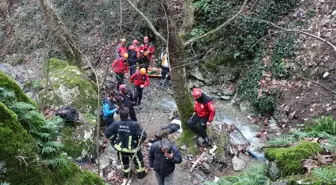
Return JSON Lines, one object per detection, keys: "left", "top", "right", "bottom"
{"left": 194, "top": 93, "right": 215, "bottom": 122}
{"left": 103, "top": 97, "right": 117, "bottom": 122}
{"left": 149, "top": 140, "right": 182, "bottom": 177}
{"left": 112, "top": 58, "right": 129, "bottom": 74}
{"left": 104, "top": 119, "right": 147, "bottom": 153}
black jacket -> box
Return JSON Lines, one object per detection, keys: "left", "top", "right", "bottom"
{"left": 149, "top": 141, "right": 182, "bottom": 177}
{"left": 104, "top": 119, "right": 147, "bottom": 153}
{"left": 117, "top": 90, "right": 135, "bottom": 107}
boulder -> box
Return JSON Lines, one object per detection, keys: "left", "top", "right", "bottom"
{"left": 191, "top": 66, "right": 205, "bottom": 81}
{"left": 40, "top": 58, "right": 98, "bottom": 112}
{"left": 232, "top": 156, "right": 246, "bottom": 171}
{"left": 221, "top": 96, "right": 231, "bottom": 100}
{"left": 222, "top": 89, "right": 235, "bottom": 96}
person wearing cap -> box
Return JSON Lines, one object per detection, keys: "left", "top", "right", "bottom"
{"left": 115, "top": 38, "right": 127, "bottom": 59}
{"left": 187, "top": 88, "right": 215, "bottom": 146}
{"left": 149, "top": 138, "right": 182, "bottom": 185}
{"left": 112, "top": 53, "right": 129, "bottom": 90}
{"left": 116, "top": 84, "right": 137, "bottom": 121}
{"left": 128, "top": 40, "right": 140, "bottom": 76}
{"left": 129, "top": 68, "right": 150, "bottom": 107}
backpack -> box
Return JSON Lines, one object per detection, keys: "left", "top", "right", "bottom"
{"left": 55, "top": 107, "right": 79, "bottom": 123}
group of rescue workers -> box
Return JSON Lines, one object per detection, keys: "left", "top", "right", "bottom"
{"left": 102, "top": 36, "right": 215, "bottom": 185}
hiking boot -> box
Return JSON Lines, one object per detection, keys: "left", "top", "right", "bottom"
{"left": 137, "top": 171, "right": 147, "bottom": 179}
{"left": 202, "top": 137, "right": 210, "bottom": 146}
{"left": 193, "top": 135, "right": 200, "bottom": 140}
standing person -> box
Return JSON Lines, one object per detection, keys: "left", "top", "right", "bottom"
{"left": 102, "top": 92, "right": 118, "bottom": 127}
{"left": 129, "top": 68, "right": 150, "bottom": 107}
{"left": 116, "top": 84, "right": 137, "bottom": 121}
{"left": 149, "top": 138, "right": 182, "bottom": 185}
{"left": 112, "top": 53, "right": 129, "bottom": 90}
{"left": 139, "top": 36, "right": 155, "bottom": 70}
{"left": 160, "top": 49, "right": 171, "bottom": 88}
{"left": 104, "top": 106, "right": 147, "bottom": 179}
{"left": 115, "top": 38, "right": 127, "bottom": 59}
{"left": 187, "top": 88, "right": 215, "bottom": 146}
{"left": 128, "top": 40, "right": 140, "bottom": 76}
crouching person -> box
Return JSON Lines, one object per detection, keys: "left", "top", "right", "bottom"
{"left": 104, "top": 106, "right": 147, "bottom": 179}
{"left": 149, "top": 138, "right": 182, "bottom": 185}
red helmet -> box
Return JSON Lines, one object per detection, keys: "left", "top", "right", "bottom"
{"left": 144, "top": 36, "right": 149, "bottom": 42}
{"left": 129, "top": 45, "right": 135, "bottom": 50}
{"left": 192, "top": 88, "right": 202, "bottom": 99}
{"left": 119, "top": 84, "right": 126, "bottom": 91}
{"left": 132, "top": 39, "right": 139, "bottom": 45}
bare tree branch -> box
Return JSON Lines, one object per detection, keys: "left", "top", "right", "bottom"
{"left": 180, "top": 0, "right": 194, "bottom": 42}
{"left": 125, "top": 0, "right": 167, "bottom": 43}
{"left": 183, "top": 0, "right": 249, "bottom": 47}
{"left": 241, "top": 14, "right": 336, "bottom": 54}
{"left": 299, "top": 76, "right": 336, "bottom": 95}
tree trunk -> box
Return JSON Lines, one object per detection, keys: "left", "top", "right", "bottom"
{"left": 158, "top": 1, "right": 194, "bottom": 145}
{"left": 39, "top": 0, "right": 82, "bottom": 66}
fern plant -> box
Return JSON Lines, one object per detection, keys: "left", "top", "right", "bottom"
{"left": 311, "top": 166, "right": 336, "bottom": 183}
{"left": 0, "top": 87, "right": 68, "bottom": 167}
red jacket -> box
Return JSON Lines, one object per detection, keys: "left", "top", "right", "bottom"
{"left": 130, "top": 72, "right": 150, "bottom": 87}
{"left": 111, "top": 58, "right": 129, "bottom": 74}
{"left": 194, "top": 93, "right": 215, "bottom": 122}
{"left": 139, "top": 43, "right": 155, "bottom": 61}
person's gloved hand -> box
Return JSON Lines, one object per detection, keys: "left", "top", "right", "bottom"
{"left": 206, "top": 121, "right": 212, "bottom": 126}
{"left": 140, "top": 85, "right": 144, "bottom": 88}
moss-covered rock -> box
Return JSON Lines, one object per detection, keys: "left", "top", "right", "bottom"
{"left": 265, "top": 141, "right": 323, "bottom": 177}
{"left": 0, "top": 71, "right": 37, "bottom": 106}
{"left": 0, "top": 71, "right": 104, "bottom": 185}
{"left": 40, "top": 58, "right": 97, "bottom": 112}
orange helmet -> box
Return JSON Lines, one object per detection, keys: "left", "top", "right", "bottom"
{"left": 140, "top": 68, "right": 146, "bottom": 75}
{"left": 144, "top": 36, "right": 149, "bottom": 42}
{"left": 192, "top": 88, "right": 202, "bottom": 99}
{"left": 133, "top": 39, "right": 139, "bottom": 45}
{"left": 123, "top": 53, "right": 128, "bottom": 59}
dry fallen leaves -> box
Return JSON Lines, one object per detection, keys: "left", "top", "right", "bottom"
{"left": 316, "top": 153, "right": 333, "bottom": 165}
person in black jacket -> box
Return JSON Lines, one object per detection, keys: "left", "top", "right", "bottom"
{"left": 149, "top": 138, "right": 182, "bottom": 185}
{"left": 104, "top": 106, "right": 147, "bottom": 179}
{"left": 116, "top": 84, "right": 137, "bottom": 121}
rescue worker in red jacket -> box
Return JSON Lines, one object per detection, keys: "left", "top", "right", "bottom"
{"left": 187, "top": 88, "right": 215, "bottom": 146}
{"left": 112, "top": 53, "right": 129, "bottom": 90}
{"left": 139, "top": 36, "right": 155, "bottom": 70}
{"left": 104, "top": 106, "right": 147, "bottom": 179}
{"left": 129, "top": 68, "right": 150, "bottom": 107}
{"left": 115, "top": 38, "right": 127, "bottom": 59}
{"left": 128, "top": 40, "right": 140, "bottom": 76}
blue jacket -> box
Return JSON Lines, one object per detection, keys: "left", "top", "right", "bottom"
{"left": 149, "top": 141, "right": 182, "bottom": 177}
{"left": 103, "top": 97, "right": 117, "bottom": 122}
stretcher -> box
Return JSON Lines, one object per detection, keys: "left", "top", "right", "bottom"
{"left": 136, "top": 66, "right": 162, "bottom": 78}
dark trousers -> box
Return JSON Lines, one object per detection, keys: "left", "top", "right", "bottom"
{"left": 134, "top": 85, "right": 144, "bottom": 105}
{"left": 129, "top": 61, "right": 137, "bottom": 76}
{"left": 128, "top": 104, "right": 137, "bottom": 121}
{"left": 187, "top": 114, "right": 209, "bottom": 139}
{"left": 116, "top": 73, "right": 125, "bottom": 90}
{"left": 118, "top": 150, "right": 146, "bottom": 178}
{"left": 104, "top": 116, "right": 114, "bottom": 127}
{"left": 160, "top": 67, "right": 171, "bottom": 86}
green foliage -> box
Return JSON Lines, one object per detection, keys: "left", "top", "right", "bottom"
{"left": 191, "top": 0, "right": 299, "bottom": 60}
{"left": 0, "top": 72, "right": 104, "bottom": 184}
{"left": 265, "top": 141, "right": 323, "bottom": 177}
{"left": 268, "top": 117, "right": 336, "bottom": 152}
{"left": 311, "top": 165, "right": 336, "bottom": 183}
{"left": 206, "top": 164, "right": 270, "bottom": 185}
{"left": 0, "top": 182, "right": 10, "bottom": 185}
